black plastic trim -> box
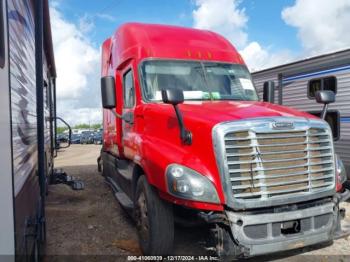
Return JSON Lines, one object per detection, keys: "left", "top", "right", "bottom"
{"left": 35, "top": 0, "right": 46, "bottom": 234}
{"left": 308, "top": 110, "right": 340, "bottom": 141}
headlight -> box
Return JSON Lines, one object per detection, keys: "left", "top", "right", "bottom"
{"left": 166, "top": 164, "right": 220, "bottom": 204}
{"left": 336, "top": 154, "right": 347, "bottom": 185}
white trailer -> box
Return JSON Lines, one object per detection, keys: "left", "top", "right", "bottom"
{"left": 0, "top": 0, "right": 60, "bottom": 260}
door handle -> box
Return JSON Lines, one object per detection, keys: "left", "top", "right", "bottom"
{"left": 123, "top": 112, "right": 134, "bottom": 125}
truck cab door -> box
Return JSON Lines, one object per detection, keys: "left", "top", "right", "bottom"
{"left": 112, "top": 67, "right": 136, "bottom": 197}
{"left": 121, "top": 68, "right": 136, "bottom": 159}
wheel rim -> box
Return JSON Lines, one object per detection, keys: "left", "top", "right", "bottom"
{"left": 136, "top": 192, "right": 149, "bottom": 241}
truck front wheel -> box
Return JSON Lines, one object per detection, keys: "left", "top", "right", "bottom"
{"left": 135, "top": 176, "right": 174, "bottom": 255}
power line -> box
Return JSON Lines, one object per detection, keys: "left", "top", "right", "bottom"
{"left": 98, "top": 0, "right": 119, "bottom": 14}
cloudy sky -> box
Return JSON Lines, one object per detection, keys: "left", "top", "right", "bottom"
{"left": 50, "top": 0, "right": 350, "bottom": 125}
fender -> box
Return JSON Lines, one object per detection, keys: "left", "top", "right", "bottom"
{"left": 137, "top": 134, "right": 226, "bottom": 206}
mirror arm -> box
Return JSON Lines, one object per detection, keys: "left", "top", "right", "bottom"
{"left": 173, "top": 105, "right": 192, "bottom": 145}
{"left": 110, "top": 108, "right": 123, "bottom": 119}
{"left": 109, "top": 109, "right": 133, "bottom": 124}
{"left": 321, "top": 104, "right": 328, "bottom": 120}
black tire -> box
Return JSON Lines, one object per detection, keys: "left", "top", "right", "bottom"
{"left": 134, "top": 176, "right": 174, "bottom": 255}
{"left": 100, "top": 151, "right": 106, "bottom": 177}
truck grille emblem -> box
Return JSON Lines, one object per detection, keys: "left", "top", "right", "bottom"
{"left": 272, "top": 121, "right": 294, "bottom": 130}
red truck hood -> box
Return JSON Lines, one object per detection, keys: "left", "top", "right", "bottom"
{"left": 178, "top": 100, "right": 316, "bottom": 125}
{"left": 141, "top": 100, "right": 319, "bottom": 208}
{"left": 143, "top": 100, "right": 317, "bottom": 144}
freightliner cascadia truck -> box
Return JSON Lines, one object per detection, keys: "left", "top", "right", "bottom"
{"left": 98, "top": 23, "right": 350, "bottom": 258}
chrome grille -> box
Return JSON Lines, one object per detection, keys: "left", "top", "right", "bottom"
{"left": 225, "top": 128, "right": 334, "bottom": 199}
{"left": 213, "top": 118, "right": 336, "bottom": 206}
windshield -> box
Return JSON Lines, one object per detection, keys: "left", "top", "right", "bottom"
{"left": 140, "top": 60, "right": 258, "bottom": 101}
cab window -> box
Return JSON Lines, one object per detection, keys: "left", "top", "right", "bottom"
{"left": 123, "top": 70, "right": 135, "bottom": 108}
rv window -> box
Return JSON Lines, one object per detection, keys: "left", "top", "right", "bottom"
{"left": 0, "top": 0, "right": 5, "bottom": 68}
{"left": 123, "top": 69, "right": 135, "bottom": 108}
{"left": 308, "top": 76, "right": 336, "bottom": 98}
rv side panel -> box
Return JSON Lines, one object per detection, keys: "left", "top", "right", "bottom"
{"left": 0, "top": 0, "right": 15, "bottom": 255}
{"left": 8, "top": 0, "right": 41, "bottom": 256}
{"left": 282, "top": 67, "right": 350, "bottom": 168}
{"left": 252, "top": 71, "right": 279, "bottom": 103}
{"left": 252, "top": 49, "right": 350, "bottom": 172}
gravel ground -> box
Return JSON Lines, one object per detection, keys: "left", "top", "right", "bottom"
{"left": 45, "top": 145, "right": 350, "bottom": 261}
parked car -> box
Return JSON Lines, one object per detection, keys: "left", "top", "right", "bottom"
{"left": 93, "top": 132, "right": 102, "bottom": 144}
{"left": 70, "top": 134, "right": 82, "bottom": 144}
{"left": 57, "top": 133, "right": 68, "bottom": 143}
{"left": 80, "top": 131, "right": 94, "bottom": 144}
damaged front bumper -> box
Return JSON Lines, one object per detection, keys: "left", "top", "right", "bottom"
{"left": 222, "top": 190, "right": 350, "bottom": 257}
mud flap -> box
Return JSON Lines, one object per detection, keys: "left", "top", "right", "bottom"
{"left": 97, "top": 155, "right": 102, "bottom": 172}
{"left": 333, "top": 189, "right": 350, "bottom": 239}
{"left": 208, "top": 224, "right": 246, "bottom": 258}
{"left": 334, "top": 218, "right": 350, "bottom": 240}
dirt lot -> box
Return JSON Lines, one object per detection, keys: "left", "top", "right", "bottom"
{"left": 45, "top": 145, "right": 350, "bottom": 261}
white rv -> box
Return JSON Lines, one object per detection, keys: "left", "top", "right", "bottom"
{"left": 0, "top": 0, "right": 63, "bottom": 260}
{"left": 252, "top": 49, "right": 350, "bottom": 179}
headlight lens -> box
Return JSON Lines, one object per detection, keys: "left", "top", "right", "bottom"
{"left": 336, "top": 154, "right": 347, "bottom": 185}
{"left": 166, "top": 164, "right": 220, "bottom": 204}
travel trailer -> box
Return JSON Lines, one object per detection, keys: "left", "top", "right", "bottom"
{"left": 0, "top": 0, "right": 73, "bottom": 260}
{"left": 252, "top": 49, "right": 350, "bottom": 178}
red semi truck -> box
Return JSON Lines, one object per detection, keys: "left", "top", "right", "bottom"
{"left": 99, "top": 23, "right": 350, "bottom": 257}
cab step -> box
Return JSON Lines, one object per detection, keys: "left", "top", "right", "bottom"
{"left": 106, "top": 176, "right": 134, "bottom": 210}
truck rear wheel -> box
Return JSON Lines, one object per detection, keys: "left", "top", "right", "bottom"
{"left": 135, "top": 176, "right": 174, "bottom": 255}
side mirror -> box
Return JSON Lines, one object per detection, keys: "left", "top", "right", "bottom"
{"left": 101, "top": 76, "right": 116, "bottom": 109}
{"left": 315, "top": 90, "right": 335, "bottom": 120}
{"left": 263, "top": 81, "right": 275, "bottom": 103}
{"left": 161, "top": 89, "right": 184, "bottom": 105}
{"left": 315, "top": 90, "right": 335, "bottom": 105}
{"left": 161, "top": 89, "right": 192, "bottom": 145}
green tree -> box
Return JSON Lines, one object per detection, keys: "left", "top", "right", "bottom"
{"left": 91, "top": 123, "right": 102, "bottom": 129}
{"left": 56, "top": 123, "right": 102, "bottom": 134}
{"left": 74, "top": 124, "right": 90, "bottom": 129}
{"left": 56, "top": 126, "right": 68, "bottom": 134}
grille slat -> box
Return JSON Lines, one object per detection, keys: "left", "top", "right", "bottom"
{"left": 224, "top": 126, "right": 335, "bottom": 201}
{"left": 225, "top": 132, "right": 329, "bottom": 141}
{"left": 232, "top": 174, "right": 334, "bottom": 190}
{"left": 233, "top": 182, "right": 334, "bottom": 198}
{"left": 228, "top": 160, "right": 334, "bottom": 173}
{"left": 225, "top": 140, "right": 331, "bottom": 149}
{"left": 230, "top": 167, "right": 334, "bottom": 182}
{"left": 227, "top": 153, "right": 333, "bottom": 165}
{"left": 226, "top": 148, "right": 331, "bottom": 157}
